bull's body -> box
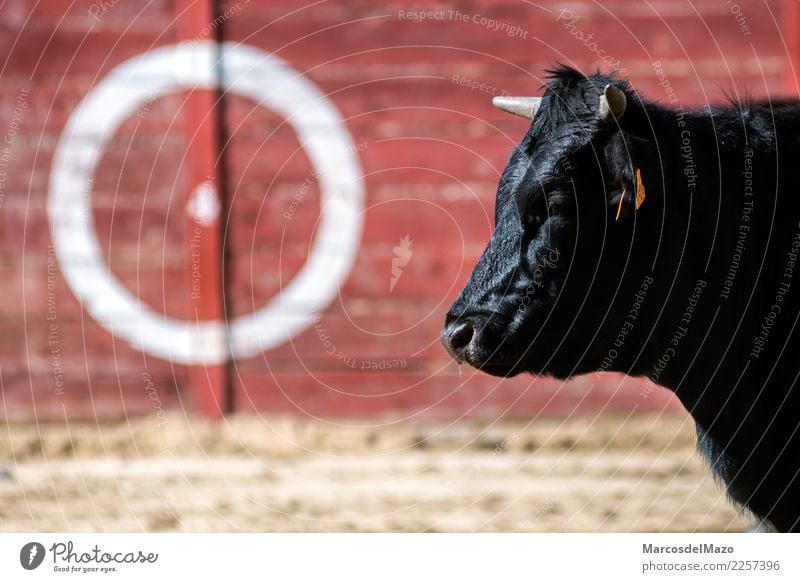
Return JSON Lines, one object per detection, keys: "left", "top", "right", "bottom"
{"left": 442, "top": 68, "right": 800, "bottom": 531}
{"left": 612, "top": 99, "right": 800, "bottom": 532}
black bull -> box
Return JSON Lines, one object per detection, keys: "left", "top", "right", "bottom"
{"left": 441, "top": 66, "right": 800, "bottom": 532}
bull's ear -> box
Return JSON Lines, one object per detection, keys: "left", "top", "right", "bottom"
{"left": 605, "top": 133, "right": 646, "bottom": 220}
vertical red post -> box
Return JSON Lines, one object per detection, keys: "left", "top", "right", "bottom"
{"left": 785, "top": 0, "right": 800, "bottom": 95}
{"left": 176, "top": 0, "right": 230, "bottom": 417}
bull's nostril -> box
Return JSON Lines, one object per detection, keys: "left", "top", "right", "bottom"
{"left": 449, "top": 323, "right": 474, "bottom": 351}
{"left": 443, "top": 321, "right": 475, "bottom": 359}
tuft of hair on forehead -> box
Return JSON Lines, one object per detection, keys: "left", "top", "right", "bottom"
{"left": 534, "top": 65, "right": 629, "bottom": 129}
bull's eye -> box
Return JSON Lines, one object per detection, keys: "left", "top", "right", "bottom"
{"left": 525, "top": 192, "right": 548, "bottom": 228}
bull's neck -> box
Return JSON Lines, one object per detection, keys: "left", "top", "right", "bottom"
{"left": 594, "top": 103, "right": 781, "bottom": 399}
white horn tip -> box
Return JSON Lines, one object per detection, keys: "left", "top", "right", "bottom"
{"left": 600, "top": 84, "right": 627, "bottom": 121}
{"left": 492, "top": 96, "right": 541, "bottom": 120}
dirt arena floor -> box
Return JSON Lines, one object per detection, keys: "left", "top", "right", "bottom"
{"left": 0, "top": 412, "right": 750, "bottom": 532}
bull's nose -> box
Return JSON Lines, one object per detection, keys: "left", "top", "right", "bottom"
{"left": 441, "top": 320, "right": 475, "bottom": 361}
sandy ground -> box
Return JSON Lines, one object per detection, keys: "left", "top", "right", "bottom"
{"left": 0, "top": 412, "right": 750, "bottom": 532}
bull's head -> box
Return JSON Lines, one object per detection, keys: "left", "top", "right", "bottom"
{"left": 442, "top": 67, "right": 655, "bottom": 379}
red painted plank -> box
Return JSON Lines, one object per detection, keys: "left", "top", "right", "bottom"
{"left": 232, "top": 370, "right": 681, "bottom": 419}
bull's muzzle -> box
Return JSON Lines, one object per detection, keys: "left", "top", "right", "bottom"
{"left": 441, "top": 319, "right": 476, "bottom": 363}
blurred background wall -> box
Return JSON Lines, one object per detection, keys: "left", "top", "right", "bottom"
{"left": 0, "top": 0, "right": 794, "bottom": 420}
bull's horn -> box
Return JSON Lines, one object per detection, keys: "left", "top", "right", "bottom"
{"left": 492, "top": 96, "right": 541, "bottom": 120}
{"left": 599, "top": 84, "right": 627, "bottom": 121}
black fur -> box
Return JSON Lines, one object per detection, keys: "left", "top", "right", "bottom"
{"left": 442, "top": 66, "right": 800, "bottom": 531}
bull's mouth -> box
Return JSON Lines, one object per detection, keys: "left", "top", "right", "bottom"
{"left": 466, "top": 359, "right": 524, "bottom": 378}
{"left": 453, "top": 351, "right": 526, "bottom": 378}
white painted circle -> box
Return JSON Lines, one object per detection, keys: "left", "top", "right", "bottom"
{"left": 48, "top": 41, "right": 365, "bottom": 364}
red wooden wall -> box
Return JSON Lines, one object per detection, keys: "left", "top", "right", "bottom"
{"left": 0, "top": 0, "right": 794, "bottom": 420}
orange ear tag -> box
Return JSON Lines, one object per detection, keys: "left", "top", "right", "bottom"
{"left": 635, "top": 167, "right": 646, "bottom": 209}
{"left": 615, "top": 189, "right": 626, "bottom": 221}
{"left": 615, "top": 168, "right": 646, "bottom": 221}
